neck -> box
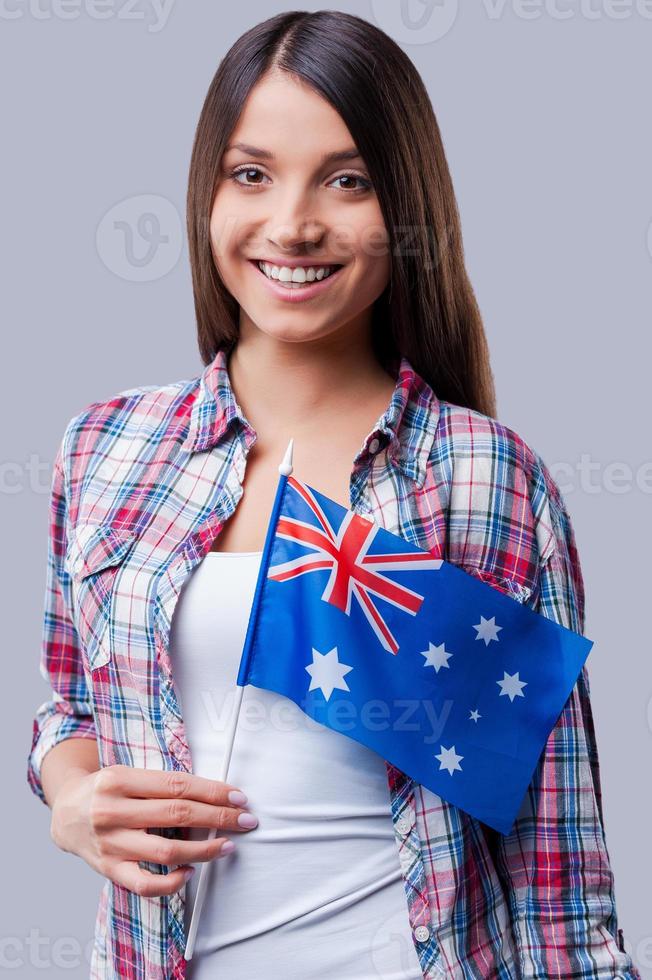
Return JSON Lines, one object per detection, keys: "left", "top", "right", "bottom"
{"left": 226, "top": 317, "right": 396, "bottom": 439}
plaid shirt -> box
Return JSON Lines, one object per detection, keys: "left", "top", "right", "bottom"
{"left": 27, "top": 348, "right": 640, "bottom": 980}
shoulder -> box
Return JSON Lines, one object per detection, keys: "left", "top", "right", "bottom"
{"left": 55, "top": 372, "right": 202, "bottom": 485}
{"left": 435, "top": 398, "right": 566, "bottom": 506}
{"left": 431, "top": 398, "right": 576, "bottom": 599}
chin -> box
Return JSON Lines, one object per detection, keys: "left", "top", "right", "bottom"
{"left": 241, "top": 305, "right": 334, "bottom": 336}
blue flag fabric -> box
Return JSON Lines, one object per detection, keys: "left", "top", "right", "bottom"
{"left": 236, "top": 471, "right": 593, "bottom": 835}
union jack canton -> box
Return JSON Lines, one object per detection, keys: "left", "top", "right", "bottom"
{"left": 269, "top": 476, "right": 443, "bottom": 652}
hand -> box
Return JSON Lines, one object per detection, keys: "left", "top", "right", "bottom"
{"left": 50, "top": 764, "right": 256, "bottom": 897}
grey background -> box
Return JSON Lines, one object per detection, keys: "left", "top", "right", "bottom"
{"left": 3, "top": 1, "right": 650, "bottom": 975}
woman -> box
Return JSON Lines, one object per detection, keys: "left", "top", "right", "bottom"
{"left": 27, "top": 10, "right": 639, "bottom": 980}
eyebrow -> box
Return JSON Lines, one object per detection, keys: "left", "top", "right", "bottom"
{"left": 224, "top": 142, "right": 364, "bottom": 167}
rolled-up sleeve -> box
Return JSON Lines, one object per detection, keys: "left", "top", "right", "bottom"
{"left": 27, "top": 420, "right": 97, "bottom": 806}
{"left": 488, "top": 455, "right": 641, "bottom": 979}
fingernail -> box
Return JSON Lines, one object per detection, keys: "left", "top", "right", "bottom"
{"left": 237, "top": 812, "right": 258, "bottom": 829}
{"left": 221, "top": 839, "right": 235, "bottom": 854}
{"left": 228, "top": 790, "right": 248, "bottom": 806}
{"left": 183, "top": 866, "right": 195, "bottom": 880}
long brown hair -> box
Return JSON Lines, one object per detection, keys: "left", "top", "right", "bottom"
{"left": 186, "top": 10, "right": 497, "bottom": 418}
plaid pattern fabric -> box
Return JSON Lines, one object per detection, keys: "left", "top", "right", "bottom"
{"left": 27, "top": 348, "right": 640, "bottom": 979}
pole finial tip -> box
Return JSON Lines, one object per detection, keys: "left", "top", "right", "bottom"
{"left": 278, "top": 437, "right": 294, "bottom": 476}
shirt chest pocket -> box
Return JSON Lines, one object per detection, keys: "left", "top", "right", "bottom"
{"left": 65, "top": 523, "right": 139, "bottom": 671}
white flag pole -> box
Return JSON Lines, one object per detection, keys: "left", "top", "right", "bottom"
{"left": 184, "top": 437, "right": 294, "bottom": 962}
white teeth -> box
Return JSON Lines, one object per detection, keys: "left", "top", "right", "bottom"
{"left": 257, "top": 261, "right": 338, "bottom": 284}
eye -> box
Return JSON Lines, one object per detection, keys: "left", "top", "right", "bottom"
{"left": 329, "top": 172, "right": 372, "bottom": 193}
{"left": 228, "top": 165, "right": 269, "bottom": 187}
{"left": 227, "top": 164, "right": 372, "bottom": 194}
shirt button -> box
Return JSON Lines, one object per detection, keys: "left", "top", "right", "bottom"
{"left": 368, "top": 437, "right": 380, "bottom": 454}
{"left": 395, "top": 816, "right": 411, "bottom": 835}
{"left": 413, "top": 925, "right": 430, "bottom": 943}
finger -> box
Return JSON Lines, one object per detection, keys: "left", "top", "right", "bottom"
{"left": 116, "top": 860, "right": 196, "bottom": 898}
{"left": 97, "top": 765, "right": 248, "bottom": 807}
{"left": 101, "top": 828, "right": 235, "bottom": 865}
{"left": 93, "top": 795, "right": 257, "bottom": 833}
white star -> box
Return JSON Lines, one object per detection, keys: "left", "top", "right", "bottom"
{"left": 469, "top": 709, "right": 481, "bottom": 722}
{"left": 421, "top": 641, "right": 453, "bottom": 672}
{"left": 473, "top": 615, "right": 503, "bottom": 646}
{"left": 435, "top": 744, "right": 464, "bottom": 775}
{"left": 497, "top": 671, "right": 527, "bottom": 702}
{"left": 305, "top": 646, "right": 353, "bottom": 701}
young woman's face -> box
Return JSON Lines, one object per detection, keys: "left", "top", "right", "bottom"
{"left": 209, "top": 70, "right": 391, "bottom": 346}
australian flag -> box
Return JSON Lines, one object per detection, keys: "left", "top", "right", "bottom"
{"left": 235, "top": 468, "right": 593, "bottom": 835}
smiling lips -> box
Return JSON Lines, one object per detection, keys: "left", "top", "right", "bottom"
{"left": 249, "top": 257, "right": 346, "bottom": 302}
{"left": 255, "top": 259, "right": 343, "bottom": 286}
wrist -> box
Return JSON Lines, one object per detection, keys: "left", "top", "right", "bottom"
{"left": 50, "top": 768, "right": 95, "bottom": 853}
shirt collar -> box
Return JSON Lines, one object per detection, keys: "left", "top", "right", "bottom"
{"left": 181, "top": 348, "right": 439, "bottom": 487}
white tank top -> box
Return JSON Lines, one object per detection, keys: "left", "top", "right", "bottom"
{"left": 168, "top": 550, "right": 423, "bottom": 979}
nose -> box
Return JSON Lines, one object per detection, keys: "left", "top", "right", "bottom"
{"left": 268, "top": 215, "right": 326, "bottom": 255}
{"left": 265, "top": 188, "right": 327, "bottom": 254}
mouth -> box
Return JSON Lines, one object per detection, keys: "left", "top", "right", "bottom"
{"left": 248, "top": 258, "right": 346, "bottom": 303}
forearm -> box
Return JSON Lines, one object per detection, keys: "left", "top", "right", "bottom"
{"left": 40, "top": 735, "right": 100, "bottom": 808}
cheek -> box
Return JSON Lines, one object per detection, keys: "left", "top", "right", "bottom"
{"left": 348, "top": 209, "right": 391, "bottom": 288}
{"left": 352, "top": 250, "right": 391, "bottom": 303}
{"left": 367, "top": 253, "right": 391, "bottom": 292}
{"left": 208, "top": 194, "right": 248, "bottom": 285}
